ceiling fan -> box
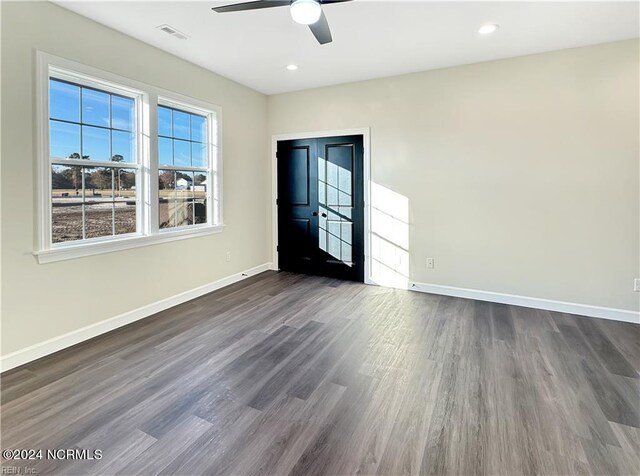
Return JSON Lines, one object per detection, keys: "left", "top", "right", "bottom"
{"left": 212, "top": 0, "right": 353, "bottom": 45}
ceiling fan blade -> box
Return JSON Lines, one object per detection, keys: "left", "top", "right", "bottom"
{"left": 320, "top": 0, "right": 353, "bottom": 4}
{"left": 309, "top": 10, "right": 332, "bottom": 44}
{"left": 212, "top": 1, "right": 290, "bottom": 13}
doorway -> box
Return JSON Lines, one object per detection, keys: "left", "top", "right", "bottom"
{"left": 277, "top": 135, "right": 365, "bottom": 282}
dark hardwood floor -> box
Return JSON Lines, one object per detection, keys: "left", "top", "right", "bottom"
{"left": 1, "top": 271, "right": 639, "bottom": 475}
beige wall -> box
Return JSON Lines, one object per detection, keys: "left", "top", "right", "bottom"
{"left": 269, "top": 39, "right": 640, "bottom": 312}
{"left": 1, "top": 1, "right": 270, "bottom": 356}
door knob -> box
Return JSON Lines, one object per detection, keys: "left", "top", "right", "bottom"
{"left": 312, "top": 211, "right": 318, "bottom": 216}
{"left": 321, "top": 212, "right": 327, "bottom": 218}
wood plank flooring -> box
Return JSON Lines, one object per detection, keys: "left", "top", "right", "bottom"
{"left": 1, "top": 271, "right": 639, "bottom": 475}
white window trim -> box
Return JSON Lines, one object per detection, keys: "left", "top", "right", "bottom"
{"left": 35, "top": 52, "right": 224, "bottom": 264}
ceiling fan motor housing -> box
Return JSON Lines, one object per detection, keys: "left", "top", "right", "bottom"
{"left": 212, "top": 0, "right": 353, "bottom": 44}
{"left": 290, "top": 0, "right": 323, "bottom": 25}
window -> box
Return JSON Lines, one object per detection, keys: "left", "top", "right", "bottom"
{"left": 157, "top": 104, "right": 213, "bottom": 229}
{"left": 37, "top": 53, "right": 222, "bottom": 263}
{"left": 49, "top": 79, "right": 139, "bottom": 243}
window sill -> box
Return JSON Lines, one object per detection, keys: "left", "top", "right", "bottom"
{"left": 34, "top": 225, "right": 224, "bottom": 264}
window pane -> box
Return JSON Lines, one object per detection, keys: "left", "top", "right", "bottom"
{"left": 115, "top": 168, "right": 137, "bottom": 196}
{"left": 112, "top": 130, "right": 135, "bottom": 163}
{"left": 115, "top": 169, "right": 137, "bottom": 235}
{"left": 82, "top": 167, "right": 97, "bottom": 197}
{"left": 176, "top": 171, "right": 193, "bottom": 191}
{"left": 191, "top": 115, "right": 206, "bottom": 143}
{"left": 115, "top": 206, "right": 136, "bottom": 235}
{"left": 173, "top": 110, "right": 190, "bottom": 140}
{"left": 174, "top": 140, "right": 190, "bottom": 167}
{"left": 112, "top": 96, "right": 134, "bottom": 131}
{"left": 49, "top": 80, "right": 80, "bottom": 122}
{"left": 50, "top": 120, "right": 81, "bottom": 159}
{"left": 194, "top": 173, "right": 208, "bottom": 224}
{"left": 159, "top": 170, "right": 176, "bottom": 229}
{"left": 52, "top": 203, "right": 84, "bottom": 242}
{"left": 84, "top": 167, "right": 112, "bottom": 237}
{"left": 51, "top": 165, "right": 83, "bottom": 243}
{"left": 52, "top": 164, "right": 82, "bottom": 193}
{"left": 194, "top": 173, "right": 207, "bottom": 188}
{"left": 52, "top": 204, "right": 83, "bottom": 242}
{"left": 175, "top": 171, "right": 194, "bottom": 227}
{"left": 158, "top": 106, "right": 172, "bottom": 137}
{"left": 84, "top": 201, "right": 114, "bottom": 239}
{"left": 89, "top": 167, "right": 113, "bottom": 192}
{"left": 158, "top": 137, "right": 173, "bottom": 166}
{"left": 82, "top": 88, "right": 110, "bottom": 127}
{"left": 191, "top": 142, "right": 207, "bottom": 168}
{"left": 82, "top": 126, "right": 110, "bottom": 161}
{"left": 158, "top": 170, "right": 196, "bottom": 228}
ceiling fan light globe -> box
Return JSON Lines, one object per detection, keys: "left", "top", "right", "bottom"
{"left": 290, "top": 0, "right": 322, "bottom": 25}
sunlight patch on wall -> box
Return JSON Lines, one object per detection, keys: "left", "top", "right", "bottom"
{"left": 370, "top": 182, "right": 409, "bottom": 288}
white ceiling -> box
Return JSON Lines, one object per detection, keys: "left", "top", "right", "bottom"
{"left": 54, "top": 1, "right": 639, "bottom": 95}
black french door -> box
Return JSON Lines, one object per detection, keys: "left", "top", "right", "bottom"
{"left": 277, "top": 135, "right": 364, "bottom": 282}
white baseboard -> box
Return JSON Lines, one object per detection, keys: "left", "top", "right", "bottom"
{"left": 409, "top": 281, "right": 640, "bottom": 324}
{"left": 1, "top": 263, "right": 273, "bottom": 373}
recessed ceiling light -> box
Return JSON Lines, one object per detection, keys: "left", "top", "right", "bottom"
{"left": 286, "top": 64, "right": 299, "bottom": 71}
{"left": 478, "top": 24, "right": 499, "bottom": 35}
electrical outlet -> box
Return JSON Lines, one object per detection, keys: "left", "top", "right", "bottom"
{"left": 226, "top": 251, "right": 231, "bottom": 262}
{"left": 426, "top": 258, "right": 435, "bottom": 269}
{"left": 634, "top": 278, "right": 640, "bottom": 292}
